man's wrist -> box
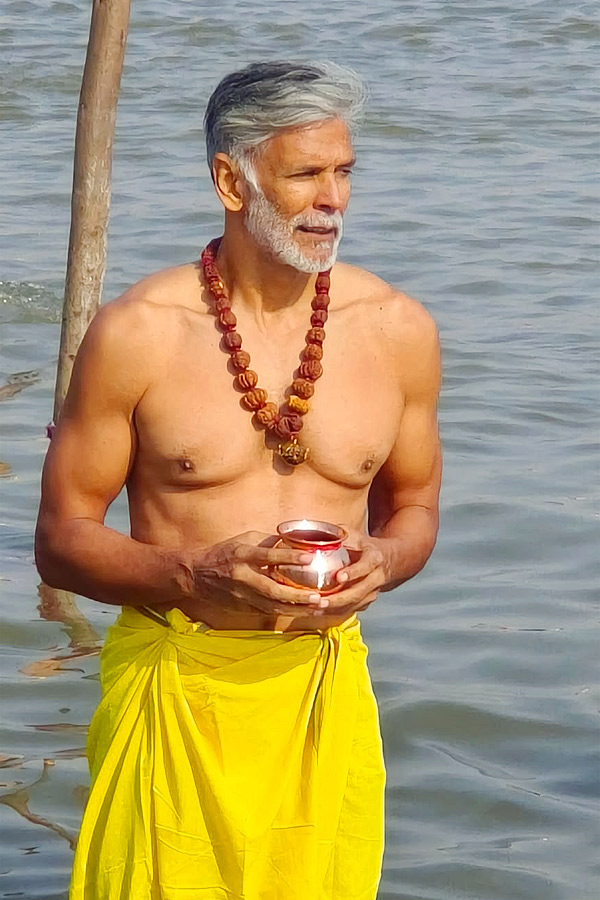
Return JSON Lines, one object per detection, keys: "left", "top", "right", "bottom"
{"left": 164, "top": 548, "right": 197, "bottom": 602}
{"left": 367, "top": 536, "right": 399, "bottom": 588}
{"left": 367, "top": 534, "right": 423, "bottom": 591}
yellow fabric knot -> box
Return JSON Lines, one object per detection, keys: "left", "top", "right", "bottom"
{"left": 165, "top": 607, "right": 200, "bottom": 634}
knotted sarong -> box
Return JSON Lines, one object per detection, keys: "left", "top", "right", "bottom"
{"left": 69, "top": 606, "right": 385, "bottom": 900}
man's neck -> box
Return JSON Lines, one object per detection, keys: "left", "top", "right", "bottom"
{"left": 214, "top": 229, "right": 316, "bottom": 319}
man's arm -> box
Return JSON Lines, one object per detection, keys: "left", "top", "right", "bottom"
{"left": 35, "top": 299, "right": 187, "bottom": 606}
{"left": 366, "top": 306, "right": 442, "bottom": 590}
{"left": 322, "top": 299, "right": 442, "bottom": 613}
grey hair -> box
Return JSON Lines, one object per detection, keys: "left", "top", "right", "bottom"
{"left": 204, "top": 61, "right": 366, "bottom": 174}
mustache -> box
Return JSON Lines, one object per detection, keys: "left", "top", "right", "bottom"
{"left": 291, "top": 211, "right": 344, "bottom": 232}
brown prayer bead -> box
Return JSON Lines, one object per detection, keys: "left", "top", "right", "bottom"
{"left": 311, "top": 295, "right": 329, "bottom": 311}
{"left": 223, "top": 332, "right": 242, "bottom": 351}
{"left": 201, "top": 238, "right": 330, "bottom": 457}
{"left": 315, "top": 274, "right": 330, "bottom": 292}
{"left": 274, "top": 414, "right": 303, "bottom": 438}
{"left": 288, "top": 395, "right": 310, "bottom": 415}
{"left": 303, "top": 343, "right": 323, "bottom": 361}
{"left": 234, "top": 370, "right": 258, "bottom": 391}
{"left": 231, "top": 350, "right": 251, "bottom": 370}
{"left": 255, "top": 402, "right": 279, "bottom": 427}
{"left": 299, "top": 360, "right": 323, "bottom": 381}
{"left": 241, "top": 388, "right": 268, "bottom": 411}
{"left": 219, "top": 310, "right": 237, "bottom": 331}
{"left": 291, "top": 378, "right": 314, "bottom": 399}
{"left": 306, "top": 327, "right": 326, "bottom": 344}
{"left": 311, "top": 309, "right": 328, "bottom": 326}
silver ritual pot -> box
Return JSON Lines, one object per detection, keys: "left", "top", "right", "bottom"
{"left": 270, "top": 519, "right": 351, "bottom": 594}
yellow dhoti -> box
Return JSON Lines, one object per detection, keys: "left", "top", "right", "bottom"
{"left": 69, "top": 606, "right": 385, "bottom": 900}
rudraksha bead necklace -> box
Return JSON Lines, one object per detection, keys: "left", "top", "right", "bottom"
{"left": 200, "top": 236, "right": 331, "bottom": 466}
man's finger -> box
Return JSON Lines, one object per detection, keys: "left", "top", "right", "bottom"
{"left": 326, "top": 568, "right": 384, "bottom": 608}
{"left": 350, "top": 591, "right": 379, "bottom": 612}
{"left": 243, "top": 546, "right": 314, "bottom": 568}
{"left": 313, "top": 591, "right": 380, "bottom": 621}
{"left": 336, "top": 546, "right": 384, "bottom": 585}
{"left": 246, "top": 597, "right": 318, "bottom": 617}
{"left": 244, "top": 568, "right": 324, "bottom": 607}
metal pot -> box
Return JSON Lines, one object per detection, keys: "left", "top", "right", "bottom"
{"left": 270, "top": 519, "right": 351, "bottom": 594}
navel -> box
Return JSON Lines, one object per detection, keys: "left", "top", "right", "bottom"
{"left": 178, "top": 458, "right": 196, "bottom": 473}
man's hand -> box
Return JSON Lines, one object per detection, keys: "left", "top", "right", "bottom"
{"left": 313, "top": 526, "right": 389, "bottom": 619}
{"left": 185, "top": 532, "right": 328, "bottom": 617}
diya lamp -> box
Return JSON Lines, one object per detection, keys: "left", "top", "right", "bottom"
{"left": 270, "top": 519, "right": 351, "bottom": 594}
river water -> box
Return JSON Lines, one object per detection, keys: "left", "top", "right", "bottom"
{"left": 0, "top": 1, "right": 598, "bottom": 897}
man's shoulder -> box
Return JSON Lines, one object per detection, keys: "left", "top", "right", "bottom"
{"left": 334, "top": 261, "right": 438, "bottom": 343}
{"left": 104, "top": 262, "right": 202, "bottom": 317}
{"left": 75, "top": 263, "right": 202, "bottom": 387}
{"left": 88, "top": 263, "right": 204, "bottom": 343}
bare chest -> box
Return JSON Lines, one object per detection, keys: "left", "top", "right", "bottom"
{"left": 132, "top": 313, "right": 403, "bottom": 489}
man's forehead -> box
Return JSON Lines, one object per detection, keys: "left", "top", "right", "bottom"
{"left": 256, "top": 118, "right": 354, "bottom": 169}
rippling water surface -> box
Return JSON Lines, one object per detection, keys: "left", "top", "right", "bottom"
{"left": 1, "top": 1, "right": 598, "bottom": 897}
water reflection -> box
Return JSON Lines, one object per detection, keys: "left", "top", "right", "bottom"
{"left": 0, "top": 369, "right": 40, "bottom": 401}
{"left": 0, "top": 759, "right": 78, "bottom": 850}
{"left": 19, "top": 585, "right": 100, "bottom": 680}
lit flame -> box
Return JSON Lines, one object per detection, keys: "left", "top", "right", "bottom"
{"left": 311, "top": 550, "right": 329, "bottom": 591}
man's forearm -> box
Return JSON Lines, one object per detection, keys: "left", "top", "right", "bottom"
{"left": 369, "top": 505, "right": 439, "bottom": 591}
{"left": 35, "top": 517, "right": 192, "bottom": 607}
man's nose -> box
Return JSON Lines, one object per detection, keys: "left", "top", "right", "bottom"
{"left": 314, "top": 174, "right": 345, "bottom": 214}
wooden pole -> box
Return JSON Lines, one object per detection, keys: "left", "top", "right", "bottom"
{"left": 53, "top": 0, "right": 131, "bottom": 423}
{"left": 42, "top": 1, "right": 131, "bottom": 634}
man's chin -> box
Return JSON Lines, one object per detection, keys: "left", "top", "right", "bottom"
{"left": 288, "top": 241, "right": 340, "bottom": 274}
{"left": 288, "top": 251, "right": 338, "bottom": 275}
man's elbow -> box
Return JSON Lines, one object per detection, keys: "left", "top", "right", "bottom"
{"left": 34, "top": 520, "right": 69, "bottom": 589}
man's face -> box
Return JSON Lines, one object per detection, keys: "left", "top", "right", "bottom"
{"left": 241, "top": 118, "right": 355, "bottom": 273}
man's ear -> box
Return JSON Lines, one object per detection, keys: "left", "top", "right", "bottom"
{"left": 211, "top": 153, "right": 246, "bottom": 212}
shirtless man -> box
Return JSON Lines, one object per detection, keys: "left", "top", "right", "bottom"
{"left": 35, "top": 61, "right": 441, "bottom": 900}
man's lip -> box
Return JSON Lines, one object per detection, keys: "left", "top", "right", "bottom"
{"left": 297, "top": 225, "right": 336, "bottom": 235}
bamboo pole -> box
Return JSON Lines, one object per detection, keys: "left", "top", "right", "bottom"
{"left": 53, "top": 0, "right": 131, "bottom": 423}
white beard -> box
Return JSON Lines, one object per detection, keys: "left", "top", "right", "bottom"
{"left": 243, "top": 186, "right": 343, "bottom": 274}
